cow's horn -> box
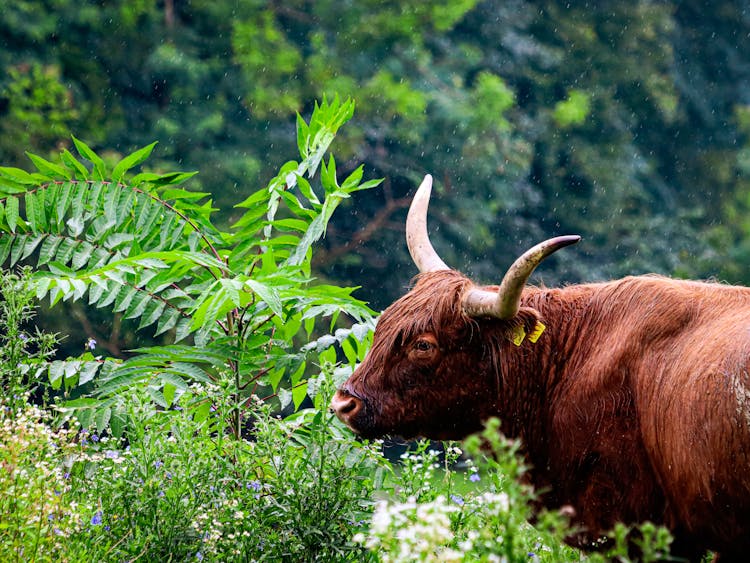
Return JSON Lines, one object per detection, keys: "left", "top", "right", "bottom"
{"left": 463, "top": 235, "right": 581, "bottom": 319}
{"left": 406, "top": 174, "right": 450, "bottom": 273}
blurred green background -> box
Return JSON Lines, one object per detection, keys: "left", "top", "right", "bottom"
{"left": 3, "top": 0, "right": 749, "bottom": 353}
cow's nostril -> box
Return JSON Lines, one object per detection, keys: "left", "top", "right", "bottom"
{"left": 330, "top": 391, "right": 361, "bottom": 421}
{"left": 339, "top": 398, "right": 357, "bottom": 414}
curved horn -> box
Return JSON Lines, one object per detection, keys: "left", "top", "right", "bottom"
{"left": 462, "top": 235, "right": 581, "bottom": 319}
{"left": 406, "top": 174, "right": 450, "bottom": 273}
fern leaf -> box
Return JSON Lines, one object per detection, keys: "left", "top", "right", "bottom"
{"left": 5, "top": 196, "right": 19, "bottom": 232}
{"left": 71, "top": 136, "right": 106, "bottom": 180}
{"left": 0, "top": 166, "right": 37, "bottom": 185}
{"left": 0, "top": 235, "right": 13, "bottom": 265}
{"left": 25, "top": 152, "right": 70, "bottom": 179}
{"left": 155, "top": 307, "right": 181, "bottom": 336}
{"left": 36, "top": 235, "right": 60, "bottom": 266}
{"left": 138, "top": 300, "right": 166, "bottom": 330}
{"left": 21, "top": 234, "right": 44, "bottom": 262}
{"left": 112, "top": 142, "right": 158, "bottom": 183}
{"left": 123, "top": 291, "right": 150, "bottom": 319}
{"left": 60, "top": 149, "right": 89, "bottom": 180}
{"left": 71, "top": 242, "right": 95, "bottom": 270}
{"left": 55, "top": 182, "right": 74, "bottom": 222}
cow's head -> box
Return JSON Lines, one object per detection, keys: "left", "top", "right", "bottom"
{"left": 330, "top": 175, "right": 579, "bottom": 440}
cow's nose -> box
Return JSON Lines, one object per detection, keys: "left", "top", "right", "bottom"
{"left": 330, "top": 390, "right": 361, "bottom": 423}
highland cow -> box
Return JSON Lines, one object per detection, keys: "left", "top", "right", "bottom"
{"left": 331, "top": 175, "right": 750, "bottom": 562}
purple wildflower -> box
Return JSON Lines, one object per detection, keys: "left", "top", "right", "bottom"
{"left": 87, "top": 338, "right": 97, "bottom": 350}
{"left": 469, "top": 472, "right": 481, "bottom": 482}
{"left": 91, "top": 511, "right": 103, "bottom": 526}
{"left": 450, "top": 494, "right": 465, "bottom": 506}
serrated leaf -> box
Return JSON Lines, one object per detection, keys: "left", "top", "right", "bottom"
{"left": 245, "top": 279, "right": 283, "bottom": 317}
{"left": 0, "top": 236, "right": 11, "bottom": 265}
{"left": 104, "top": 182, "right": 119, "bottom": 224}
{"left": 0, "top": 166, "right": 36, "bottom": 185}
{"left": 114, "top": 286, "right": 139, "bottom": 313}
{"left": 25, "top": 192, "right": 47, "bottom": 233}
{"left": 55, "top": 182, "right": 74, "bottom": 221}
{"left": 21, "top": 234, "right": 43, "bottom": 261}
{"left": 86, "top": 181, "right": 104, "bottom": 209}
{"left": 10, "top": 235, "right": 26, "bottom": 266}
{"left": 66, "top": 216, "right": 84, "bottom": 238}
{"left": 55, "top": 238, "right": 78, "bottom": 265}
{"left": 95, "top": 407, "right": 112, "bottom": 434}
{"left": 124, "top": 291, "right": 150, "bottom": 319}
{"left": 26, "top": 152, "right": 70, "bottom": 179}
{"left": 60, "top": 149, "right": 89, "bottom": 180}
{"left": 88, "top": 277, "right": 109, "bottom": 305}
{"left": 155, "top": 308, "right": 181, "bottom": 336}
{"left": 132, "top": 170, "right": 198, "bottom": 187}
{"left": 138, "top": 300, "right": 166, "bottom": 330}
{"left": 112, "top": 142, "right": 158, "bottom": 183}
{"left": 136, "top": 198, "right": 162, "bottom": 234}
{"left": 71, "top": 241, "right": 95, "bottom": 270}
{"left": 72, "top": 136, "right": 106, "bottom": 180}
{"left": 174, "top": 317, "right": 193, "bottom": 342}
{"left": 78, "top": 361, "right": 100, "bottom": 386}
{"left": 99, "top": 283, "right": 126, "bottom": 308}
{"left": 70, "top": 184, "right": 86, "bottom": 217}
{"left": 0, "top": 177, "right": 28, "bottom": 195}
{"left": 170, "top": 362, "right": 213, "bottom": 383}
{"left": 6, "top": 196, "right": 19, "bottom": 232}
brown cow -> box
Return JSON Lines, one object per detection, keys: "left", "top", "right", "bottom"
{"left": 331, "top": 175, "right": 750, "bottom": 562}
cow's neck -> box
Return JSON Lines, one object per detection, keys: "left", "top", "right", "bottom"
{"left": 490, "top": 284, "right": 596, "bottom": 473}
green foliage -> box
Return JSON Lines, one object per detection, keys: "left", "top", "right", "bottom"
{"left": 0, "top": 97, "right": 380, "bottom": 436}
{"left": 5, "top": 0, "right": 749, "bottom": 318}
{"left": 0, "top": 63, "right": 80, "bottom": 163}
{"left": 0, "top": 367, "right": 387, "bottom": 562}
{"left": 0, "top": 268, "right": 687, "bottom": 562}
{"left": 357, "top": 420, "right": 674, "bottom": 562}
{"left": 232, "top": 10, "right": 303, "bottom": 117}
{"left": 0, "top": 399, "right": 83, "bottom": 561}
{"left": 553, "top": 90, "right": 591, "bottom": 128}
{"left": 0, "top": 267, "right": 58, "bottom": 407}
{"left": 471, "top": 72, "right": 516, "bottom": 131}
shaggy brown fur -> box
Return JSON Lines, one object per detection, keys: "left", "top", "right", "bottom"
{"left": 332, "top": 271, "right": 750, "bottom": 562}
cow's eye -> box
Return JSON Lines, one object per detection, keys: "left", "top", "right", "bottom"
{"left": 414, "top": 339, "right": 432, "bottom": 352}
{"left": 409, "top": 335, "right": 439, "bottom": 364}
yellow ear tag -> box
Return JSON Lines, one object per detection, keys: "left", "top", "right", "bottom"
{"left": 510, "top": 325, "right": 526, "bottom": 346}
{"left": 527, "top": 321, "right": 546, "bottom": 343}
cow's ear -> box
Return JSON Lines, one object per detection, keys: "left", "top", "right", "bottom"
{"left": 504, "top": 307, "right": 545, "bottom": 346}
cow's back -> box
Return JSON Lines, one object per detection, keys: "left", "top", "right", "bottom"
{"left": 637, "top": 288, "right": 750, "bottom": 556}
{"left": 539, "top": 277, "right": 750, "bottom": 557}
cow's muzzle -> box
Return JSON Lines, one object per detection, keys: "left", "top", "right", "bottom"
{"left": 330, "top": 389, "right": 363, "bottom": 431}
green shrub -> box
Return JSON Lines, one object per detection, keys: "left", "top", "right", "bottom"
{"left": 0, "top": 98, "right": 678, "bottom": 562}
{"left": 0, "top": 399, "right": 85, "bottom": 562}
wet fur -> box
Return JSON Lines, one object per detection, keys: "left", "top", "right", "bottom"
{"left": 337, "top": 271, "right": 750, "bottom": 562}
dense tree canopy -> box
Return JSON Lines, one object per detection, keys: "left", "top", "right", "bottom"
{"left": 2, "top": 0, "right": 749, "bottom": 321}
